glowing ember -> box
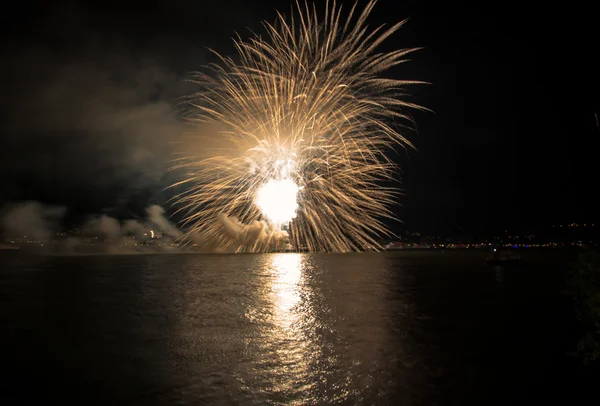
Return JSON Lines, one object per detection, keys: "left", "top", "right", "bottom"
{"left": 256, "top": 178, "right": 299, "bottom": 226}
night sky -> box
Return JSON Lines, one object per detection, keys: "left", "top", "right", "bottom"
{"left": 1, "top": 0, "right": 598, "bottom": 235}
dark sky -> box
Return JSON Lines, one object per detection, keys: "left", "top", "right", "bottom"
{"left": 1, "top": 0, "right": 598, "bottom": 235}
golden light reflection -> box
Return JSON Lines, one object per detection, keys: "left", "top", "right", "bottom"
{"left": 253, "top": 253, "right": 317, "bottom": 399}
{"left": 269, "top": 253, "right": 303, "bottom": 329}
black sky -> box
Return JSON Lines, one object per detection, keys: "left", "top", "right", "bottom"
{"left": 1, "top": 0, "right": 598, "bottom": 235}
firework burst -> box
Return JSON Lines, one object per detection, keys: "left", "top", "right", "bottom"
{"left": 172, "top": 0, "right": 425, "bottom": 252}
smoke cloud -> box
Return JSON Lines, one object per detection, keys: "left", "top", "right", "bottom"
{"left": 146, "top": 205, "right": 183, "bottom": 238}
{"left": 0, "top": 201, "right": 183, "bottom": 255}
{"left": 0, "top": 46, "right": 190, "bottom": 213}
{"left": 0, "top": 201, "right": 66, "bottom": 243}
{"left": 0, "top": 202, "right": 290, "bottom": 254}
{"left": 216, "top": 215, "right": 291, "bottom": 253}
{"left": 86, "top": 215, "right": 122, "bottom": 242}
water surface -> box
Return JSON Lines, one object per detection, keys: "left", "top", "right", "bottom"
{"left": 0, "top": 250, "right": 594, "bottom": 405}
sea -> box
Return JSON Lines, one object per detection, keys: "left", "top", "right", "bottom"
{"left": 0, "top": 249, "right": 597, "bottom": 405}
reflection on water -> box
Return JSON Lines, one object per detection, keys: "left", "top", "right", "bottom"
{"left": 270, "top": 253, "right": 303, "bottom": 329}
{"left": 258, "top": 253, "right": 315, "bottom": 401}
{"left": 0, "top": 251, "right": 586, "bottom": 405}
{"left": 243, "top": 253, "right": 420, "bottom": 404}
{"left": 0, "top": 253, "right": 437, "bottom": 405}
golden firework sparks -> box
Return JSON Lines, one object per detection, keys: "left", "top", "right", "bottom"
{"left": 172, "top": 0, "right": 426, "bottom": 252}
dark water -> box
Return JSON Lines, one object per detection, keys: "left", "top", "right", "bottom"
{"left": 0, "top": 250, "right": 596, "bottom": 405}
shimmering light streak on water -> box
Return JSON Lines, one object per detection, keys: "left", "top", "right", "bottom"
{"left": 258, "top": 253, "right": 314, "bottom": 401}
{"left": 270, "top": 253, "right": 302, "bottom": 328}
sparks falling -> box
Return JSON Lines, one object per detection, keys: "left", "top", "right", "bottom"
{"left": 173, "top": 0, "right": 425, "bottom": 252}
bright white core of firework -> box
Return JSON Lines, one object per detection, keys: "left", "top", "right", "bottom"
{"left": 256, "top": 178, "right": 299, "bottom": 226}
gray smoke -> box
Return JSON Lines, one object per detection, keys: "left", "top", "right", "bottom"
{"left": 216, "top": 214, "right": 291, "bottom": 252}
{"left": 0, "top": 201, "right": 187, "bottom": 255}
{"left": 146, "top": 205, "right": 183, "bottom": 238}
{"left": 0, "top": 202, "right": 293, "bottom": 255}
{"left": 0, "top": 201, "right": 67, "bottom": 242}
{"left": 122, "top": 219, "right": 148, "bottom": 238}
{"left": 85, "top": 215, "right": 121, "bottom": 241}
{"left": 0, "top": 43, "right": 194, "bottom": 211}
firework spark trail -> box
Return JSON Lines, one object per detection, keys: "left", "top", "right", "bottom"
{"left": 172, "top": 0, "right": 426, "bottom": 252}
